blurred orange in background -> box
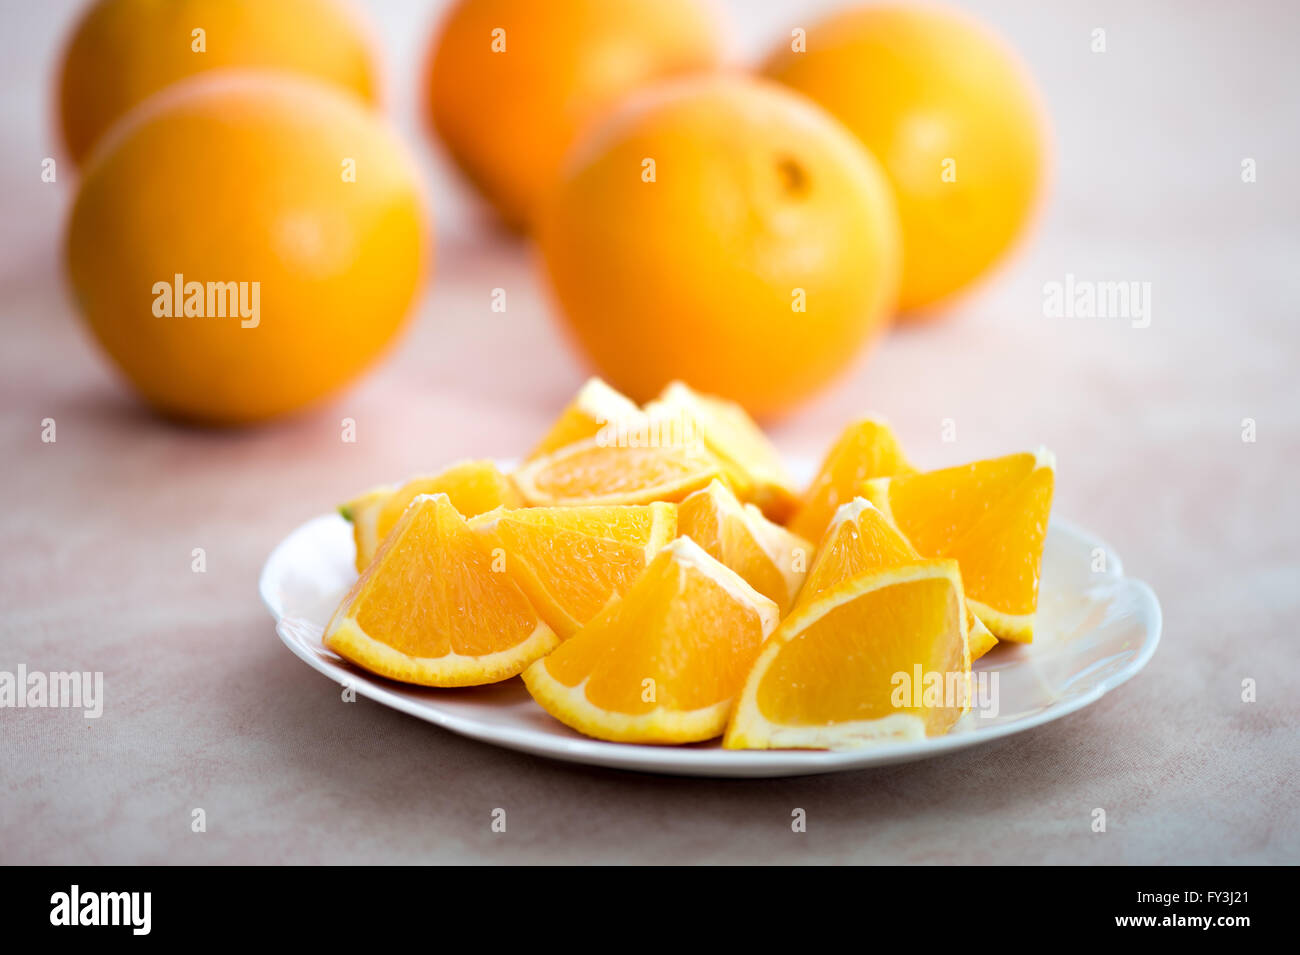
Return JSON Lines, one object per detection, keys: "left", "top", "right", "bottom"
{"left": 65, "top": 73, "right": 429, "bottom": 425}
{"left": 425, "top": 0, "right": 726, "bottom": 231}
{"left": 763, "top": 3, "right": 1048, "bottom": 315}
{"left": 538, "top": 75, "right": 900, "bottom": 420}
{"left": 58, "top": 0, "right": 380, "bottom": 167}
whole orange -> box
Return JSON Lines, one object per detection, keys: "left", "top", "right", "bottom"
{"left": 426, "top": 0, "right": 725, "bottom": 231}
{"left": 537, "top": 76, "right": 901, "bottom": 419}
{"left": 65, "top": 73, "right": 429, "bottom": 425}
{"left": 762, "top": 3, "right": 1048, "bottom": 315}
{"left": 58, "top": 0, "right": 380, "bottom": 167}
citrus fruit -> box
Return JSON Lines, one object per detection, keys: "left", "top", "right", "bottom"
{"left": 58, "top": 0, "right": 380, "bottom": 167}
{"left": 324, "top": 494, "right": 558, "bottom": 686}
{"left": 537, "top": 75, "right": 901, "bottom": 418}
{"left": 511, "top": 437, "right": 720, "bottom": 506}
{"left": 762, "top": 3, "right": 1048, "bottom": 313}
{"left": 863, "top": 448, "right": 1055, "bottom": 641}
{"left": 527, "top": 377, "right": 643, "bottom": 461}
{"left": 647, "top": 382, "right": 797, "bottom": 521}
{"left": 522, "top": 537, "right": 780, "bottom": 744}
{"left": 343, "top": 461, "right": 520, "bottom": 572}
{"left": 677, "top": 479, "right": 810, "bottom": 616}
{"left": 725, "top": 560, "right": 970, "bottom": 750}
{"left": 469, "top": 502, "right": 676, "bottom": 638}
{"left": 425, "top": 0, "right": 724, "bottom": 230}
{"left": 786, "top": 418, "right": 913, "bottom": 544}
{"left": 64, "top": 72, "right": 428, "bottom": 425}
{"left": 801, "top": 499, "right": 997, "bottom": 659}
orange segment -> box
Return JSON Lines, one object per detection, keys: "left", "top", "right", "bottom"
{"left": 511, "top": 437, "right": 721, "bottom": 506}
{"left": 338, "top": 484, "right": 393, "bottom": 575}
{"left": 647, "top": 381, "right": 798, "bottom": 521}
{"left": 469, "top": 502, "right": 676, "bottom": 639}
{"left": 799, "top": 499, "right": 997, "bottom": 660}
{"left": 324, "top": 494, "right": 558, "bottom": 686}
{"left": 787, "top": 418, "right": 913, "bottom": 543}
{"left": 725, "top": 560, "right": 970, "bottom": 750}
{"left": 526, "top": 377, "right": 643, "bottom": 460}
{"left": 677, "top": 479, "right": 810, "bottom": 615}
{"left": 522, "top": 538, "right": 780, "bottom": 744}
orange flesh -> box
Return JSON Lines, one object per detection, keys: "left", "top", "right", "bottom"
{"left": 376, "top": 461, "right": 519, "bottom": 543}
{"left": 789, "top": 420, "right": 912, "bottom": 542}
{"left": 519, "top": 442, "right": 719, "bottom": 503}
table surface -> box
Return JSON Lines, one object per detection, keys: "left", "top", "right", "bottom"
{"left": 3, "top": 0, "right": 1297, "bottom": 864}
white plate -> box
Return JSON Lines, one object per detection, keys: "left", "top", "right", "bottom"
{"left": 260, "top": 501, "right": 1160, "bottom": 778}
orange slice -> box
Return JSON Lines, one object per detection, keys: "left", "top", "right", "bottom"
{"left": 526, "top": 377, "right": 643, "bottom": 460}
{"left": 469, "top": 502, "right": 676, "bottom": 639}
{"left": 511, "top": 437, "right": 721, "bottom": 506}
{"left": 801, "top": 499, "right": 997, "bottom": 659}
{"left": 725, "top": 560, "right": 970, "bottom": 750}
{"left": 522, "top": 537, "right": 780, "bottom": 744}
{"left": 324, "top": 493, "right": 558, "bottom": 686}
{"left": 677, "top": 479, "right": 810, "bottom": 615}
{"left": 647, "top": 381, "right": 798, "bottom": 521}
{"left": 338, "top": 484, "right": 393, "bottom": 574}
{"left": 787, "top": 418, "right": 914, "bottom": 543}
{"left": 863, "top": 448, "right": 1055, "bottom": 642}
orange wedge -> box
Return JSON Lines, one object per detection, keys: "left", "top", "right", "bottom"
{"left": 647, "top": 381, "right": 798, "bottom": 521}
{"left": 725, "top": 560, "right": 970, "bottom": 750}
{"left": 469, "top": 502, "right": 676, "bottom": 639}
{"left": 801, "top": 499, "right": 997, "bottom": 659}
{"left": 677, "top": 479, "right": 810, "bottom": 615}
{"left": 522, "top": 537, "right": 780, "bottom": 744}
{"left": 338, "top": 484, "right": 393, "bottom": 574}
{"left": 787, "top": 418, "right": 914, "bottom": 543}
{"left": 526, "top": 377, "right": 644, "bottom": 460}
{"left": 863, "top": 448, "right": 1055, "bottom": 642}
{"left": 511, "top": 437, "right": 721, "bottom": 506}
{"left": 324, "top": 493, "right": 558, "bottom": 686}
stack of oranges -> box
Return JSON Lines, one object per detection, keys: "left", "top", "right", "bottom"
{"left": 328, "top": 378, "right": 1055, "bottom": 749}
{"left": 58, "top": 0, "right": 1048, "bottom": 425}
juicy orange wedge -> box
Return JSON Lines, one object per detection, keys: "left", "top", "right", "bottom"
{"left": 800, "top": 498, "right": 997, "bottom": 659}
{"left": 725, "top": 560, "right": 970, "bottom": 750}
{"left": 526, "top": 377, "right": 643, "bottom": 460}
{"left": 677, "top": 479, "right": 810, "bottom": 615}
{"left": 469, "top": 502, "right": 676, "bottom": 639}
{"left": 339, "top": 484, "right": 394, "bottom": 574}
{"left": 522, "top": 537, "right": 780, "bottom": 744}
{"left": 324, "top": 493, "right": 558, "bottom": 686}
{"left": 863, "top": 448, "right": 1055, "bottom": 641}
{"left": 787, "top": 418, "right": 913, "bottom": 543}
{"left": 512, "top": 437, "right": 721, "bottom": 506}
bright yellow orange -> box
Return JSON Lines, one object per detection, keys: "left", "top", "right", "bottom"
{"left": 787, "top": 418, "right": 913, "bottom": 544}
{"left": 522, "top": 538, "right": 779, "bottom": 744}
{"left": 527, "top": 378, "right": 643, "bottom": 461}
{"left": 799, "top": 499, "right": 997, "bottom": 659}
{"left": 762, "top": 3, "right": 1048, "bottom": 313}
{"left": 324, "top": 494, "right": 558, "bottom": 686}
{"left": 537, "top": 75, "right": 901, "bottom": 419}
{"left": 426, "top": 0, "right": 724, "bottom": 231}
{"left": 65, "top": 73, "right": 428, "bottom": 425}
{"left": 863, "top": 449, "right": 1055, "bottom": 641}
{"left": 511, "top": 437, "right": 720, "bottom": 506}
{"left": 647, "top": 382, "right": 797, "bottom": 521}
{"left": 677, "top": 480, "right": 809, "bottom": 616}
{"left": 58, "top": 0, "right": 380, "bottom": 167}
{"left": 725, "top": 560, "right": 970, "bottom": 750}
{"left": 469, "top": 502, "right": 676, "bottom": 638}
{"left": 339, "top": 485, "right": 394, "bottom": 574}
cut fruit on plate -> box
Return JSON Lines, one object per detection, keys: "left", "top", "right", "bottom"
{"left": 801, "top": 498, "right": 997, "bottom": 660}
{"left": 512, "top": 437, "right": 721, "bottom": 506}
{"left": 863, "top": 448, "right": 1055, "bottom": 642}
{"left": 469, "top": 502, "right": 676, "bottom": 639}
{"left": 647, "top": 381, "right": 798, "bottom": 522}
{"left": 526, "top": 377, "right": 643, "bottom": 461}
{"left": 324, "top": 493, "right": 558, "bottom": 686}
{"left": 787, "top": 418, "right": 914, "bottom": 544}
{"left": 522, "top": 537, "right": 780, "bottom": 744}
{"left": 677, "top": 478, "right": 810, "bottom": 615}
{"left": 725, "top": 559, "right": 970, "bottom": 750}
{"left": 338, "top": 485, "right": 392, "bottom": 575}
